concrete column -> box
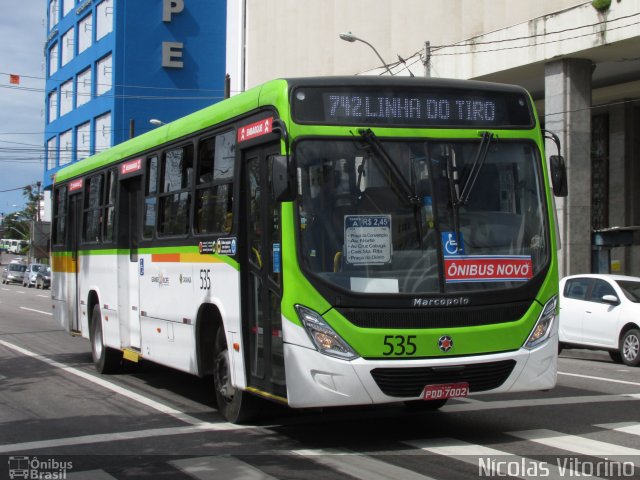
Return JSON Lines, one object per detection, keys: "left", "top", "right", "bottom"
{"left": 545, "top": 58, "right": 592, "bottom": 278}
{"left": 609, "top": 104, "right": 629, "bottom": 273}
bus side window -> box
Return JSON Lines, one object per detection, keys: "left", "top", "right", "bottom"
{"left": 194, "top": 131, "right": 235, "bottom": 234}
{"left": 52, "top": 185, "right": 68, "bottom": 246}
{"left": 143, "top": 156, "right": 158, "bottom": 239}
{"left": 82, "top": 173, "right": 103, "bottom": 243}
{"left": 158, "top": 145, "right": 193, "bottom": 236}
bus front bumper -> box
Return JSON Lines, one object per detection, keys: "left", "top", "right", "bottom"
{"left": 283, "top": 330, "right": 557, "bottom": 408}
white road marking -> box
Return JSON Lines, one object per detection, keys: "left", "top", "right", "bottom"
{"left": 171, "top": 456, "right": 279, "bottom": 480}
{"left": 595, "top": 422, "right": 640, "bottom": 436}
{"left": 20, "top": 307, "right": 53, "bottom": 316}
{"left": 0, "top": 424, "right": 239, "bottom": 454}
{"left": 0, "top": 339, "right": 246, "bottom": 438}
{"left": 558, "top": 371, "right": 640, "bottom": 387}
{"left": 508, "top": 429, "right": 640, "bottom": 465}
{"left": 68, "top": 470, "right": 118, "bottom": 479}
{"left": 405, "top": 438, "right": 593, "bottom": 480}
{"left": 294, "top": 448, "right": 436, "bottom": 480}
{"left": 443, "top": 393, "right": 640, "bottom": 413}
{"left": 36, "top": 294, "right": 50, "bottom": 298}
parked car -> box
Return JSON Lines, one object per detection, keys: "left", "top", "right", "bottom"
{"left": 559, "top": 274, "right": 640, "bottom": 366}
{"left": 1, "top": 262, "right": 27, "bottom": 285}
{"left": 35, "top": 266, "right": 51, "bottom": 290}
{"left": 23, "top": 263, "right": 47, "bottom": 288}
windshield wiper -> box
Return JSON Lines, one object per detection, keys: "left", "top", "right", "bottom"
{"left": 357, "top": 128, "right": 420, "bottom": 206}
{"left": 455, "top": 131, "right": 494, "bottom": 206}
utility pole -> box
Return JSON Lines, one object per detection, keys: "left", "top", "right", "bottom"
{"left": 36, "top": 181, "right": 41, "bottom": 222}
{"left": 424, "top": 41, "right": 431, "bottom": 77}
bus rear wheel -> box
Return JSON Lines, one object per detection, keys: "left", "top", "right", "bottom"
{"left": 90, "top": 305, "right": 121, "bottom": 374}
{"left": 213, "top": 326, "right": 261, "bottom": 424}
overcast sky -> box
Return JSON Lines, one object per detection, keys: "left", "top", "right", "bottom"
{"left": 0, "top": 4, "right": 45, "bottom": 217}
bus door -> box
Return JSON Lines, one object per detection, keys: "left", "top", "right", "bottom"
{"left": 117, "top": 177, "right": 142, "bottom": 349}
{"left": 241, "top": 143, "right": 287, "bottom": 399}
{"left": 68, "top": 192, "right": 82, "bottom": 332}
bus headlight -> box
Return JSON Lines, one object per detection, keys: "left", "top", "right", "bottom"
{"left": 524, "top": 296, "right": 557, "bottom": 350}
{"left": 295, "top": 305, "right": 359, "bottom": 361}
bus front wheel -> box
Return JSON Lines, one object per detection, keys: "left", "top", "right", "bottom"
{"left": 90, "top": 305, "right": 121, "bottom": 374}
{"left": 213, "top": 326, "right": 261, "bottom": 423}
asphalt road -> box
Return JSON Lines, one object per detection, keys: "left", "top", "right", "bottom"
{"left": 0, "top": 279, "right": 639, "bottom": 479}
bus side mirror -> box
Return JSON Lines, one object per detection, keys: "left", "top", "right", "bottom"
{"left": 272, "top": 155, "right": 295, "bottom": 202}
{"left": 550, "top": 155, "right": 568, "bottom": 197}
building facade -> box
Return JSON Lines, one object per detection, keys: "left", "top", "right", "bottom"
{"left": 43, "top": 0, "right": 227, "bottom": 189}
{"left": 227, "top": 0, "right": 640, "bottom": 278}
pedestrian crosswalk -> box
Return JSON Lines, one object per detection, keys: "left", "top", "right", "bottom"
{"left": 62, "top": 422, "right": 640, "bottom": 480}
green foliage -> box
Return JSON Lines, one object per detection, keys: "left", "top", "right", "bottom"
{"left": 591, "top": 0, "right": 611, "bottom": 12}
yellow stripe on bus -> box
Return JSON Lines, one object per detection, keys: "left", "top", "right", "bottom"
{"left": 52, "top": 255, "right": 77, "bottom": 273}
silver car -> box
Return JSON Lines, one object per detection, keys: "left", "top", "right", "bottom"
{"left": 2, "top": 263, "right": 27, "bottom": 285}
{"left": 23, "top": 263, "right": 47, "bottom": 288}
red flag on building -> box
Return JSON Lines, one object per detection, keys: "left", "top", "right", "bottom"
{"left": 9, "top": 74, "right": 20, "bottom": 85}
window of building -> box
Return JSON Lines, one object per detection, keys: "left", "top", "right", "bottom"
{"left": 60, "top": 79, "right": 73, "bottom": 116}
{"left": 83, "top": 174, "right": 103, "bottom": 243}
{"left": 158, "top": 145, "right": 193, "bottom": 236}
{"left": 48, "top": 90, "right": 58, "bottom": 123}
{"left": 76, "top": 121, "right": 91, "bottom": 160}
{"left": 78, "top": 14, "right": 93, "bottom": 54}
{"left": 96, "top": 54, "right": 112, "bottom": 96}
{"left": 47, "top": 137, "right": 58, "bottom": 170}
{"left": 59, "top": 130, "right": 73, "bottom": 166}
{"left": 61, "top": 27, "right": 75, "bottom": 66}
{"left": 95, "top": 112, "right": 111, "bottom": 153}
{"left": 62, "top": 0, "right": 74, "bottom": 18}
{"left": 96, "top": 0, "right": 114, "bottom": 41}
{"left": 52, "top": 185, "right": 67, "bottom": 245}
{"left": 76, "top": 67, "right": 91, "bottom": 107}
{"left": 49, "top": 43, "right": 59, "bottom": 77}
{"left": 195, "top": 131, "right": 236, "bottom": 234}
{"left": 49, "top": 0, "right": 59, "bottom": 31}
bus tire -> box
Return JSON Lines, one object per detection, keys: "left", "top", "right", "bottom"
{"left": 90, "top": 305, "right": 121, "bottom": 374}
{"left": 213, "top": 326, "right": 261, "bottom": 423}
{"left": 620, "top": 329, "right": 640, "bottom": 367}
{"left": 404, "top": 399, "right": 448, "bottom": 411}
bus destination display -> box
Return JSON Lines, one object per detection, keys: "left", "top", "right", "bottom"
{"left": 292, "top": 87, "right": 533, "bottom": 128}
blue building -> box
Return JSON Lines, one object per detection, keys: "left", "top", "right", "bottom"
{"left": 44, "top": 0, "right": 227, "bottom": 189}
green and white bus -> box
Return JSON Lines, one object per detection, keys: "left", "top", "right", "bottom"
{"left": 52, "top": 77, "right": 567, "bottom": 423}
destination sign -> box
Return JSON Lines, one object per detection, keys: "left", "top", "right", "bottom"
{"left": 292, "top": 87, "right": 533, "bottom": 128}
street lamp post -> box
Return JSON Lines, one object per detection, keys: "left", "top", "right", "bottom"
{"left": 339, "top": 31, "right": 393, "bottom": 75}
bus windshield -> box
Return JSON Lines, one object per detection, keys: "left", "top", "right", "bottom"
{"left": 295, "top": 137, "right": 549, "bottom": 294}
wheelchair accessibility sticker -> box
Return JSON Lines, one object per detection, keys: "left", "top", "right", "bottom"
{"left": 441, "top": 232, "right": 465, "bottom": 256}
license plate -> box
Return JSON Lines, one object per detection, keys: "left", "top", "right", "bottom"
{"left": 421, "top": 382, "right": 469, "bottom": 400}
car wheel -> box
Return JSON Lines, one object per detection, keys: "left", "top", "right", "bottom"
{"left": 620, "top": 329, "right": 640, "bottom": 367}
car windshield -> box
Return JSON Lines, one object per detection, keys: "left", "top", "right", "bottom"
{"left": 295, "top": 138, "right": 549, "bottom": 294}
{"left": 32, "top": 265, "right": 43, "bottom": 272}
{"left": 9, "top": 264, "right": 26, "bottom": 272}
{"left": 616, "top": 280, "right": 640, "bottom": 303}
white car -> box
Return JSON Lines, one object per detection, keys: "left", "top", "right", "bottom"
{"left": 559, "top": 274, "right": 640, "bottom": 366}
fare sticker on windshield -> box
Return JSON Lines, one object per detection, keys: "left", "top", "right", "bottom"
{"left": 444, "top": 255, "right": 533, "bottom": 283}
{"left": 344, "top": 215, "right": 392, "bottom": 265}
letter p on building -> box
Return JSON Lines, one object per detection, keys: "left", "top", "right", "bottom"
{"left": 163, "top": 0, "right": 184, "bottom": 22}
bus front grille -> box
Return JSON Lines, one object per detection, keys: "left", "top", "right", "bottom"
{"left": 337, "top": 302, "right": 530, "bottom": 329}
{"left": 370, "top": 359, "right": 517, "bottom": 397}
